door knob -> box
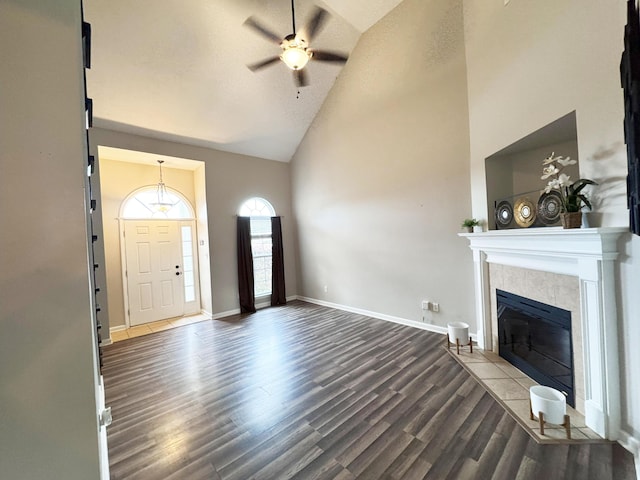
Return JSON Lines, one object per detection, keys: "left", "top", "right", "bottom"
{"left": 176, "top": 272, "right": 181, "bottom": 276}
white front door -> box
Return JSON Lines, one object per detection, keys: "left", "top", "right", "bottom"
{"left": 124, "top": 220, "right": 185, "bottom": 326}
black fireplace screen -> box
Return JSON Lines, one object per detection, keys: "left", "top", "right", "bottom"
{"left": 497, "top": 289, "right": 575, "bottom": 407}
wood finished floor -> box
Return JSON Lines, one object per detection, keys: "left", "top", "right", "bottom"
{"left": 103, "top": 301, "right": 635, "bottom": 480}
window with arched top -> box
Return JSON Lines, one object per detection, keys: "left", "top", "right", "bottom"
{"left": 239, "top": 197, "right": 275, "bottom": 297}
{"left": 238, "top": 197, "right": 275, "bottom": 217}
{"left": 120, "top": 186, "right": 194, "bottom": 219}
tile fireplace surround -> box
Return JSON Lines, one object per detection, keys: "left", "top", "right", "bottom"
{"left": 460, "top": 227, "right": 627, "bottom": 441}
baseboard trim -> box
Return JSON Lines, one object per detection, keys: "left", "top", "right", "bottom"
{"left": 104, "top": 324, "right": 127, "bottom": 346}
{"left": 297, "top": 296, "right": 477, "bottom": 341}
{"left": 108, "top": 298, "right": 477, "bottom": 344}
{"left": 104, "top": 324, "right": 126, "bottom": 344}
{"left": 210, "top": 308, "right": 241, "bottom": 319}
{"left": 617, "top": 430, "right": 640, "bottom": 478}
{"left": 208, "top": 297, "right": 301, "bottom": 320}
{"left": 106, "top": 298, "right": 478, "bottom": 345}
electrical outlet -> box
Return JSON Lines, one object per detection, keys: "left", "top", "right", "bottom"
{"left": 421, "top": 300, "right": 430, "bottom": 310}
{"left": 323, "top": 285, "right": 328, "bottom": 293}
{"left": 432, "top": 302, "right": 440, "bottom": 312}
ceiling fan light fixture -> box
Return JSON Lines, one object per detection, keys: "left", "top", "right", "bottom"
{"left": 281, "top": 46, "right": 311, "bottom": 70}
{"left": 244, "top": 5, "right": 346, "bottom": 85}
{"left": 280, "top": 36, "right": 311, "bottom": 70}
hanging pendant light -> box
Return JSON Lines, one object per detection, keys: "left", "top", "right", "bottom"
{"left": 150, "top": 160, "right": 175, "bottom": 213}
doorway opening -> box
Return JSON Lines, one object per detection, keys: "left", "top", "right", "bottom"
{"left": 96, "top": 146, "right": 212, "bottom": 334}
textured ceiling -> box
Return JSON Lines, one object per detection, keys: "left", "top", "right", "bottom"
{"left": 84, "top": 0, "right": 404, "bottom": 162}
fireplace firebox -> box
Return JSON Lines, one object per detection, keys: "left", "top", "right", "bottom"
{"left": 497, "top": 289, "right": 574, "bottom": 407}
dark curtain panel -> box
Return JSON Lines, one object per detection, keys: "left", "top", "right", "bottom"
{"left": 271, "top": 216, "right": 286, "bottom": 306}
{"left": 237, "top": 216, "right": 256, "bottom": 313}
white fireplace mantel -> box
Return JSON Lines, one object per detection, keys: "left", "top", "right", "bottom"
{"left": 459, "top": 227, "right": 628, "bottom": 440}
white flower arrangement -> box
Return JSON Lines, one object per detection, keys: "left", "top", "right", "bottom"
{"left": 541, "top": 153, "right": 597, "bottom": 213}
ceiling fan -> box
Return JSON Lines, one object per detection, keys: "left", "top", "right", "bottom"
{"left": 244, "top": 0, "right": 349, "bottom": 87}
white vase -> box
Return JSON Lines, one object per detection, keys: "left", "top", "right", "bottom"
{"left": 529, "top": 385, "right": 566, "bottom": 425}
{"left": 447, "top": 322, "right": 469, "bottom": 345}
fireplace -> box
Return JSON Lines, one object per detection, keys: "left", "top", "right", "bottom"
{"left": 497, "top": 289, "right": 574, "bottom": 407}
{"left": 460, "top": 227, "right": 626, "bottom": 440}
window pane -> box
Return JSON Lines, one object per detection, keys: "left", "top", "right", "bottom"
{"left": 252, "top": 237, "right": 272, "bottom": 256}
{"left": 180, "top": 225, "right": 196, "bottom": 302}
{"left": 253, "top": 254, "right": 272, "bottom": 296}
{"left": 250, "top": 217, "right": 272, "bottom": 235}
{"left": 122, "top": 187, "right": 194, "bottom": 219}
{"left": 239, "top": 197, "right": 275, "bottom": 217}
{"left": 184, "top": 286, "right": 195, "bottom": 303}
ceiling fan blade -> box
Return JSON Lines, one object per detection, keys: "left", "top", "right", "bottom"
{"left": 303, "top": 7, "right": 329, "bottom": 42}
{"left": 294, "top": 69, "right": 309, "bottom": 87}
{"left": 247, "top": 56, "right": 281, "bottom": 71}
{"left": 243, "top": 17, "right": 282, "bottom": 44}
{"left": 311, "top": 50, "right": 348, "bottom": 63}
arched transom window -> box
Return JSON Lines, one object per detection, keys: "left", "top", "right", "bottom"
{"left": 121, "top": 187, "right": 194, "bottom": 219}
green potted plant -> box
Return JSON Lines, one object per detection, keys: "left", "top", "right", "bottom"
{"left": 541, "top": 153, "right": 598, "bottom": 228}
{"left": 461, "top": 218, "right": 481, "bottom": 233}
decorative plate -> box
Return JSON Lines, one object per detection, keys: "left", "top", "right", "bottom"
{"left": 495, "top": 200, "right": 513, "bottom": 229}
{"left": 514, "top": 197, "right": 536, "bottom": 228}
{"left": 537, "top": 190, "right": 563, "bottom": 225}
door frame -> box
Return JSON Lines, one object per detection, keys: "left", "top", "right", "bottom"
{"left": 118, "top": 217, "right": 202, "bottom": 328}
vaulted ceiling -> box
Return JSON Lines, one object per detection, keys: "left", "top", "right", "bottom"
{"left": 84, "top": 0, "right": 404, "bottom": 162}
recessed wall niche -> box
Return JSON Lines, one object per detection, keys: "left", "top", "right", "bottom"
{"left": 485, "top": 112, "right": 579, "bottom": 230}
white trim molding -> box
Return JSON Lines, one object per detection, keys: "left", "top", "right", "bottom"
{"left": 297, "top": 296, "right": 478, "bottom": 342}
{"left": 617, "top": 431, "right": 640, "bottom": 479}
{"left": 460, "top": 227, "right": 627, "bottom": 441}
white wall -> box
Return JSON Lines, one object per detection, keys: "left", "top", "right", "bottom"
{"left": 463, "top": 0, "right": 639, "bottom": 456}
{"left": 0, "top": 1, "right": 102, "bottom": 478}
{"left": 90, "top": 128, "right": 298, "bottom": 317}
{"left": 291, "top": 0, "right": 475, "bottom": 329}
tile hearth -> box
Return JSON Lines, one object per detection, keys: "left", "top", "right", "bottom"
{"left": 446, "top": 345, "right": 608, "bottom": 444}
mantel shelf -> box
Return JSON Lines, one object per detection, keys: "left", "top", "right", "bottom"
{"left": 458, "top": 226, "right": 628, "bottom": 239}
{"left": 458, "top": 227, "right": 628, "bottom": 270}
